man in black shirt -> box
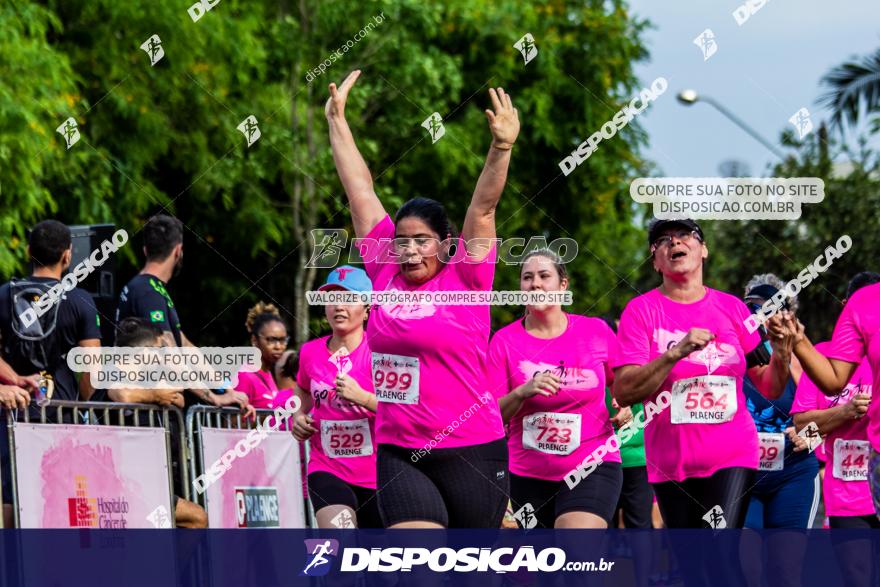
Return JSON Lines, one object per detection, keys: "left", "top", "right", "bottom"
{"left": 0, "top": 220, "right": 102, "bottom": 401}
{"left": 116, "top": 214, "right": 251, "bottom": 411}
{"left": 0, "top": 220, "right": 102, "bottom": 526}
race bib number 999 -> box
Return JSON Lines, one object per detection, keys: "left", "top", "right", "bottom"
{"left": 372, "top": 353, "right": 419, "bottom": 404}
{"left": 671, "top": 376, "right": 736, "bottom": 424}
{"left": 522, "top": 412, "right": 582, "bottom": 456}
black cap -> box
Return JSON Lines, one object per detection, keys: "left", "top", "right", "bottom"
{"left": 744, "top": 283, "right": 779, "bottom": 303}
{"left": 647, "top": 218, "right": 704, "bottom": 247}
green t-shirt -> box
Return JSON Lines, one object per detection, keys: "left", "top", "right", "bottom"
{"left": 604, "top": 388, "right": 646, "bottom": 468}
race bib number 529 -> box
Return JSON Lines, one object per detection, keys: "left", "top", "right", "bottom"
{"left": 671, "top": 376, "right": 736, "bottom": 424}
{"left": 321, "top": 419, "right": 373, "bottom": 458}
{"left": 372, "top": 353, "right": 419, "bottom": 404}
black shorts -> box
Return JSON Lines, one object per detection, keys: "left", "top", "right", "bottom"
{"left": 307, "top": 471, "right": 383, "bottom": 528}
{"left": 829, "top": 514, "right": 880, "bottom": 529}
{"left": 376, "top": 438, "right": 509, "bottom": 528}
{"left": 615, "top": 465, "right": 653, "bottom": 528}
{"left": 510, "top": 462, "right": 623, "bottom": 528}
{"left": 653, "top": 466, "right": 754, "bottom": 528}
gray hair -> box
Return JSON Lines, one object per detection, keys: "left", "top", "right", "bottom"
{"left": 743, "top": 273, "right": 799, "bottom": 314}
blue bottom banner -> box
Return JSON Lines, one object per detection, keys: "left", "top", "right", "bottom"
{"left": 1, "top": 529, "right": 879, "bottom": 586}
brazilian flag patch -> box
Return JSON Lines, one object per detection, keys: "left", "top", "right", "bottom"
{"left": 150, "top": 310, "right": 165, "bottom": 323}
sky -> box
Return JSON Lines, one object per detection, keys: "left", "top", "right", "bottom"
{"left": 627, "top": 0, "right": 880, "bottom": 177}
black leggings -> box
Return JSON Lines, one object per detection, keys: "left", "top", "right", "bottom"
{"left": 652, "top": 466, "right": 754, "bottom": 528}
{"left": 615, "top": 465, "right": 654, "bottom": 528}
{"left": 828, "top": 515, "right": 880, "bottom": 587}
{"left": 376, "top": 438, "right": 509, "bottom": 528}
{"left": 653, "top": 467, "right": 755, "bottom": 587}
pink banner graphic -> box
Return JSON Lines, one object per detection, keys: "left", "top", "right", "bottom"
{"left": 13, "top": 423, "right": 173, "bottom": 529}
{"left": 200, "top": 428, "right": 305, "bottom": 528}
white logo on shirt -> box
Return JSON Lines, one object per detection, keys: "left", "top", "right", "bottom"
{"left": 378, "top": 287, "right": 437, "bottom": 320}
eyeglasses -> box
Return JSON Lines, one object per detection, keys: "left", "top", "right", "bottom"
{"left": 259, "top": 335, "right": 290, "bottom": 346}
{"left": 651, "top": 230, "right": 702, "bottom": 252}
{"left": 390, "top": 237, "right": 440, "bottom": 255}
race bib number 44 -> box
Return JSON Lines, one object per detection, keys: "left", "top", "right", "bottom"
{"left": 671, "top": 376, "right": 736, "bottom": 424}
{"left": 372, "top": 353, "right": 419, "bottom": 404}
{"left": 758, "top": 432, "right": 785, "bottom": 471}
{"left": 321, "top": 419, "right": 373, "bottom": 458}
{"left": 522, "top": 412, "right": 582, "bottom": 456}
{"left": 832, "top": 438, "right": 870, "bottom": 481}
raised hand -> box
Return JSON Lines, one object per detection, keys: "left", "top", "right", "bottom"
{"left": 484, "top": 87, "right": 520, "bottom": 150}
{"left": 516, "top": 372, "right": 561, "bottom": 399}
{"left": 326, "top": 70, "right": 362, "bottom": 121}
{"left": 767, "top": 310, "right": 804, "bottom": 345}
{"left": 670, "top": 328, "right": 715, "bottom": 361}
{"left": 766, "top": 313, "right": 796, "bottom": 358}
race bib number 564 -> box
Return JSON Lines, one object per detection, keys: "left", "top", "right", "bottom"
{"left": 372, "top": 353, "right": 419, "bottom": 404}
{"left": 671, "top": 376, "right": 736, "bottom": 424}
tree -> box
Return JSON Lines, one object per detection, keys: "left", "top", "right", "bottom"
{"left": 2, "top": 0, "right": 653, "bottom": 343}
{"left": 707, "top": 123, "right": 880, "bottom": 340}
{"left": 821, "top": 47, "right": 880, "bottom": 133}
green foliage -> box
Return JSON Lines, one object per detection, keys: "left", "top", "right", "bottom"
{"left": 2, "top": 0, "right": 652, "bottom": 342}
{"left": 707, "top": 126, "right": 880, "bottom": 340}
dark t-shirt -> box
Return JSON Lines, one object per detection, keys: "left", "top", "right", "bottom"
{"left": 0, "top": 277, "right": 102, "bottom": 402}
{"left": 116, "top": 273, "right": 182, "bottom": 346}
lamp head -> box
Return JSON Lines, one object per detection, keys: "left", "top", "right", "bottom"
{"left": 677, "top": 89, "right": 698, "bottom": 105}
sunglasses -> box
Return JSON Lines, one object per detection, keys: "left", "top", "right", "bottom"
{"left": 650, "top": 230, "right": 703, "bottom": 253}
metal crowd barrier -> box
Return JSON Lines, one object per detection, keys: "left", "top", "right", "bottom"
{"left": 3, "top": 400, "right": 185, "bottom": 528}
{"left": 185, "top": 406, "right": 315, "bottom": 527}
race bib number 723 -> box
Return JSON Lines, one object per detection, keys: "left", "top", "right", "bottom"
{"left": 522, "top": 412, "right": 581, "bottom": 456}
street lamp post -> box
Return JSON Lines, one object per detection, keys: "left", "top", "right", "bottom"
{"left": 677, "top": 90, "right": 787, "bottom": 161}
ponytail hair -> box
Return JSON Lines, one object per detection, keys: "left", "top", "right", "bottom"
{"left": 521, "top": 248, "right": 569, "bottom": 282}
{"left": 246, "top": 301, "right": 287, "bottom": 337}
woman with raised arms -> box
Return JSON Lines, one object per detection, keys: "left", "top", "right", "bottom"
{"left": 325, "top": 70, "right": 520, "bottom": 528}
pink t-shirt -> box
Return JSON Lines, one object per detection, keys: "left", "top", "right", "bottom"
{"left": 613, "top": 287, "right": 761, "bottom": 483}
{"left": 235, "top": 370, "right": 285, "bottom": 410}
{"left": 791, "top": 341, "right": 873, "bottom": 517}
{"left": 361, "top": 215, "right": 505, "bottom": 449}
{"left": 487, "top": 314, "right": 620, "bottom": 481}
{"left": 295, "top": 335, "right": 376, "bottom": 489}
{"left": 826, "top": 283, "right": 880, "bottom": 452}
